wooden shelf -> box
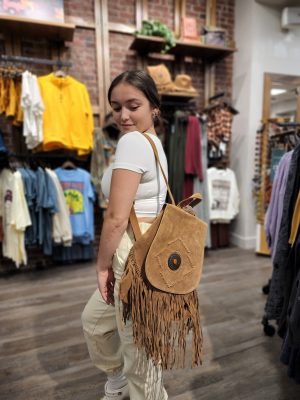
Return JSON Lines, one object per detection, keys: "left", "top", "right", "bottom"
{"left": 130, "top": 35, "right": 236, "bottom": 62}
{"left": 0, "top": 15, "right": 75, "bottom": 42}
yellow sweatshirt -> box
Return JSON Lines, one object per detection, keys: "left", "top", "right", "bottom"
{"left": 38, "top": 73, "right": 94, "bottom": 154}
{"left": 6, "top": 78, "right": 17, "bottom": 118}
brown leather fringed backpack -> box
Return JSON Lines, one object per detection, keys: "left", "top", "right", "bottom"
{"left": 119, "top": 133, "right": 208, "bottom": 370}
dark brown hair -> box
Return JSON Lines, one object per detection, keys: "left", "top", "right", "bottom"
{"left": 108, "top": 70, "right": 161, "bottom": 109}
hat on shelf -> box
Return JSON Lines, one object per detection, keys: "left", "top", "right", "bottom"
{"left": 147, "top": 64, "right": 179, "bottom": 93}
{"left": 174, "top": 74, "right": 197, "bottom": 95}
{"left": 147, "top": 64, "right": 198, "bottom": 97}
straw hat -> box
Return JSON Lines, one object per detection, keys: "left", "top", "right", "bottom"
{"left": 147, "top": 64, "right": 179, "bottom": 93}
{"left": 174, "top": 74, "right": 197, "bottom": 94}
{"left": 147, "top": 64, "right": 198, "bottom": 97}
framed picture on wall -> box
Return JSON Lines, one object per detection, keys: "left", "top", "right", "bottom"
{"left": 0, "top": 0, "right": 64, "bottom": 23}
{"left": 181, "top": 17, "right": 199, "bottom": 41}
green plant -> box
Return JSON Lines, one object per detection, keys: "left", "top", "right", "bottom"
{"left": 136, "top": 20, "right": 176, "bottom": 54}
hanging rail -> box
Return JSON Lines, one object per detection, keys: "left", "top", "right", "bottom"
{"left": 0, "top": 54, "right": 72, "bottom": 68}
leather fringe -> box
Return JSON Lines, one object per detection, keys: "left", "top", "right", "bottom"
{"left": 121, "top": 249, "right": 203, "bottom": 370}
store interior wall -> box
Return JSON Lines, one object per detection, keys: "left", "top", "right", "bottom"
{"left": 231, "top": 0, "right": 300, "bottom": 249}
{"left": 0, "top": 0, "right": 235, "bottom": 271}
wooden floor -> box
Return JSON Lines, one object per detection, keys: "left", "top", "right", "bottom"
{"left": 1, "top": 247, "right": 300, "bottom": 400}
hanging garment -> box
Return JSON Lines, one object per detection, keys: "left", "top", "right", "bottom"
{"left": 19, "top": 167, "right": 38, "bottom": 247}
{"left": 0, "top": 76, "right": 10, "bottom": 114}
{"left": 289, "top": 191, "right": 300, "bottom": 246}
{"left": 0, "top": 129, "right": 8, "bottom": 154}
{"left": 277, "top": 195, "right": 300, "bottom": 338}
{"left": 183, "top": 115, "right": 203, "bottom": 198}
{"left": 52, "top": 242, "right": 94, "bottom": 263}
{"left": 184, "top": 115, "right": 203, "bottom": 179}
{"left": 21, "top": 71, "right": 44, "bottom": 149}
{"left": 55, "top": 167, "right": 95, "bottom": 244}
{"left": 207, "top": 167, "right": 240, "bottom": 222}
{"left": 194, "top": 122, "right": 211, "bottom": 248}
{"left": 265, "top": 151, "right": 293, "bottom": 259}
{"left": 38, "top": 73, "right": 94, "bottom": 155}
{"left": 0, "top": 169, "right": 32, "bottom": 267}
{"left": 45, "top": 168, "right": 72, "bottom": 246}
{"left": 5, "top": 78, "right": 17, "bottom": 118}
{"left": 265, "top": 143, "right": 300, "bottom": 321}
{"left": 207, "top": 104, "right": 233, "bottom": 144}
{"left": 280, "top": 231, "right": 300, "bottom": 383}
{"left": 35, "top": 167, "right": 58, "bottom": 256}
{"left": 90, "top": 127, "right": 107, "bottom": 208}
{"left": 168, "top": 111, "right": 186, "bottom": 203}
{"left": 12, "top": 78, "right": 23, "bottom": 126}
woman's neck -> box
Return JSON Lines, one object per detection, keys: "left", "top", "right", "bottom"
{"left": 143, "top": 126, "right": 157, "bottom": 136}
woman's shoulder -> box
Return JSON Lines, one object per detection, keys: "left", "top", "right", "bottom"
{"left": 117, "top": 131, "right": 154, "bottom": 149}
{"left": 118, "top": 131, "right": 144, "bottom": 142}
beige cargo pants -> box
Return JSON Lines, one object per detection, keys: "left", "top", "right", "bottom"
{"left": 81, "top": 223, "right": 168, "bottom": 400}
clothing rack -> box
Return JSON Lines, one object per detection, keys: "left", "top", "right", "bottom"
{"left": 270, "top": 130, "right": 300, "bottom": 140}
{"left": 0, "top": 54, "right": 72, "bottom": 68}
{"left": 6, "top": 151, "right": 87, "bottom": 160}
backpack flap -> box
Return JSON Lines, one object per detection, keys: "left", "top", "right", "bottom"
{"left": 145, "top": 203, "right": 208, "bottom": 294}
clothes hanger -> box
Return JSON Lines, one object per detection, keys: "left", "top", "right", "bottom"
{"left": 61, "top": 159, "right": 76, "bottom": 169}
{"left": 53, "top": 59, "right": 68, "bottom": 78}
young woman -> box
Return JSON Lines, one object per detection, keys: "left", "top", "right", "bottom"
{"left": 81, "top": 70, "right": 168, "bottom": 400}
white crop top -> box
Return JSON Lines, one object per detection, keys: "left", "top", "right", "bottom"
{"left": 101, "top": 131, "right": 168, "bottom": 217}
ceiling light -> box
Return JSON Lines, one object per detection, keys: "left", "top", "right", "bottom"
{"left": 271, "top": 88, "right": 286, "bottom": 96}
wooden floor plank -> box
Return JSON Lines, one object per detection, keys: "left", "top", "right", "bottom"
{"left": 1, "top": 247, "right": 300, "bottom": 399}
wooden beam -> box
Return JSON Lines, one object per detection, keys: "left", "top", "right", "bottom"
{"left": 206, "top": 0, "right": 217, "bottom": 27}
{"left": 92, "top": 105, "right": 100, "bottom": 115}
{"left": 142, "top": 0, "right": 148, "bottom": 21}
{"left": 136, "top": 0, "right": 148, "bottom": 30}
{"left": 108, "top": 22, "right": 136, "bottom": 34}
{"left": 136, "top": 0, "right": 143, "bottom": 30}
{"left": 95, "top": 0, "right": 111, "bottom": 124}
{"left": 64, "top": 16, "right": 95, "bottom": 29}
{"left": 204, "top": 63, "right": 215, "bottom": 107}
{"left": 174, "top": 0, "right": 186, "bottom": 38}
{"left": 174, "top": 0, "right": 181, "bottom": 38}
{"left": 204, "top": 0, "right": 217, "bottom": 102}
{"left": 262, "top": 73, "right": 272, "bottom": 122}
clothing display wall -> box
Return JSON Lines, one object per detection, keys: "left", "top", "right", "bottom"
{"left": 0, "top": 164, "right": 95, "bottom": 268}
{"left": 0, "top": 67, "right": 94, "bottom": 156}
{"left": 0, "top": 59, "right": 97, "bottom": 268}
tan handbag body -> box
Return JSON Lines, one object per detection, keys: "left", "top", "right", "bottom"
{"left": 119, "top": 133, "right": 208, "bottom": 370}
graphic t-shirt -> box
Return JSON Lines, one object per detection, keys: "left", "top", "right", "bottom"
{"left": 0, "top": 169, "right": 32, "bottom": 266}
{"left": 207, "top": 167, "right": 240, "bottom": 222}
{"left": 55, "top": 167, "right": 95, "bottom": 243}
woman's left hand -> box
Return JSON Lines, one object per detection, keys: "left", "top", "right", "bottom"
{"left": 97, "top": 268, "right": 115, "bottom": 305}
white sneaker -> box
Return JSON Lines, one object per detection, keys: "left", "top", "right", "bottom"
{"left": 100, "top": 382, "right": 130, "bottom": 400}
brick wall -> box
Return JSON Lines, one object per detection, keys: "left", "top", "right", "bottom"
{"left": 107, "top": 0, "right": 235, "bottom": 109}
{"left": 215, "top": 0, "right": 235, "bottom": 97}
{"left": 0, "top": 0, "right": 235, "bottom": 272}
{"left": 147, "top": 0, "right": 175, "bottom": 30}
{"left": 108, "top": 0, "right": 136, "bottom": 25}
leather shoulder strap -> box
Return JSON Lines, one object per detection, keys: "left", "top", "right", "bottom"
{"left": 129, "top": 132, "right": 175, "bottom": 241}
{"left": 141, "top": 133, "right": 175, "bottom": 205}
{"left": 178, "top": 193, "right": 202, "bottom": 209}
